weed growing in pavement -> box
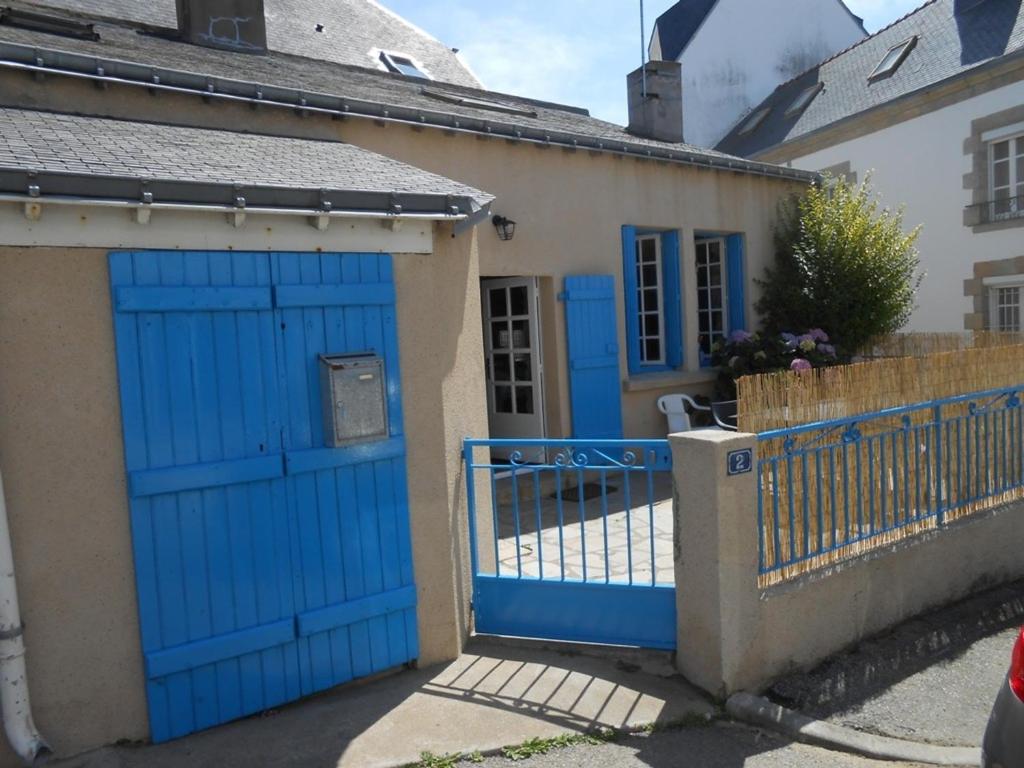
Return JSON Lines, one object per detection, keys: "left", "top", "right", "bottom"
{"left": 500, "top": 729, "right": 617, "bottom": 761}
{"left": 409, "top": 750, "right": 485, "bottom": 767}
{"left": 637, "top": 711, "right": 721, "bottom": 734}
{"left": 410, "top": 751, "right": 463, "bottom": 768}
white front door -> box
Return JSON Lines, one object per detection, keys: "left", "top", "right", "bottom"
{"left": 482, "top": 277, "right": 545, "bottom": 456}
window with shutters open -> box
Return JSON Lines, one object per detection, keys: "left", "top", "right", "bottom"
{"left": 621, "top": 227, "right": 682, "bottom": 375}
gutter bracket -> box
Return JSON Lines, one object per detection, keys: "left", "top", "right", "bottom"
{"left": 309, "top": 192, "right": 331, "bottom": 231}
{"left": 134, "top": 189, "right": 154, "bottom": 225}
{"left": 23, "top": 176, "right": 41, "bottom": 220}
{"left": 229, "top": 193, "right": 246, "bottom": 228}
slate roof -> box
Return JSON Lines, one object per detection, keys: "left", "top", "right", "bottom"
{"left": 651, "top": 0, "right": 865, "bottom": 63}
{"left": 0, "top": 12, "right": 815, "bottom": 182}
{"left": 716, "top": 0, "right": 1024, "bottom": 158}
{"left": 11, "top": 0, "right": 481, "bottom": 87}
{"left": 0, "top": 107, "right": 494, "bottom": 213}
{"left": 651, "top": 0, "right": 719, "bottom": 62}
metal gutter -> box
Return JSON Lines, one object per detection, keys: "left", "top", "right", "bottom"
{"left": 0, "top": 166, "right": 481, "bottom": 219}
{"left": 0, "top": 40, "right": 818, "bottom": 185}
{"left": 0, "top": 192, "right": 470, "bottom": 221}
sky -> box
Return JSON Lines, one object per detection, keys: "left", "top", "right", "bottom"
{"left": 382, "top": 0, "right": 925, "bottom": 124}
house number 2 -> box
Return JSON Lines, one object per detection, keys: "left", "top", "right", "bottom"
{"left": 727, "top": 449, "right": 753, "bottom": 476}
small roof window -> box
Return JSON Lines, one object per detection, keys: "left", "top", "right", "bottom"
{"left": 869, "top": 36, "right": 917, "bottom": 81}
{"left": 784, "top": 82, "right": 824, "bottom": 118}
{"left": 738, "top": 106, "right": 771, "bottom": 135}
{"left": 379, "top": 51, "right": 430, "bottom": 80}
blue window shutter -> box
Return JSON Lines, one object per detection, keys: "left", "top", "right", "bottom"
{"left": 660, "top": 230, "right": 683, "bottom": 369}
{"left": 621, "top": 226, "right": 641, "bottom": 374}
{"left": 563, "top": 275, "right": 624, "bottom": 440}
{"left": 726, "top": 234, "right": 746, "bottom": 333}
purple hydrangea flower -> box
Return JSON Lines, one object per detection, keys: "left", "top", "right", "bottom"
{"left": 818, "top": 343, "right": 836, "bottom": 357}
{"left": 728, "top": 329, "right": 754, "bottom": 344}
{"left": 808, "top": 328, "right": 830, "bottom": 342}
{"left": 790, "top": 358, "right": 812, "bottom": 372}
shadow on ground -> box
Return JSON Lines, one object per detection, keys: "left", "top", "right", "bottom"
{"left": 767, "top": 579, "right": 1024, "bottom": 730}
{"left": 51, "top": 638, "right": 722, "bottom": 768}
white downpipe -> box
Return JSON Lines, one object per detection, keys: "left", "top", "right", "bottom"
{"left": 0, "top": 468, "right": 48, "bottom": 764}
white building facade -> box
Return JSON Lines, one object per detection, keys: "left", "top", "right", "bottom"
{"left": 716, "top": 0, "right": 1024, "bottom": 334}
{"left": 650, "top": 0, "right": 866, "bottom": 148}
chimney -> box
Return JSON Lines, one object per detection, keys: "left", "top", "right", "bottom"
{"left": 176, "top": 0, "right": 268, "bottom": 53}
{"left": 627, "top": 61, "right": 684, "bottom": 144}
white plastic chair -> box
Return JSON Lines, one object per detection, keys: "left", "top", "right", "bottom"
{"left": 657, "top": 394, "right": 715, "bottom": 434}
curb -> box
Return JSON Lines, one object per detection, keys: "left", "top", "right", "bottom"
{"left": 726, "top": 692, "right": 981, "bottom": 766}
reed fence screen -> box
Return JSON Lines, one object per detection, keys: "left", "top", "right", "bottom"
{"left": 740, "top": 344, "right": 1024, "bottom": 585}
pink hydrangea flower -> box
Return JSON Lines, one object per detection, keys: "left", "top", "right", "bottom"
{"left": 790, "top": 358, "right": 812, "bottom": 372}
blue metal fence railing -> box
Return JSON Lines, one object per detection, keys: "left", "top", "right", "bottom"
{"left": 757, "top": 386, "right": 1024, "bottom": 581}
{"left": 463, "top": 438, "right": 676, "bottom": 649}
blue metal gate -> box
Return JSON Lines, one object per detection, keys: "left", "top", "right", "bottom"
{"left": 464, "top": 439, "right": 676, "bottom": 649}
{"left": 110, "top": 251, "right": 416, "bottom": 742}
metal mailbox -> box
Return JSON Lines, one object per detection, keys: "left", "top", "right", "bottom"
{"left": 319, "top": 353, "right": 389, "bottom": 447}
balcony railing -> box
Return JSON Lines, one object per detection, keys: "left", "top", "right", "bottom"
{"left": 966, "top": 195, "right": 1024, "bottom": 226}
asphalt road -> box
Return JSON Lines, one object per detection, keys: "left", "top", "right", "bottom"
{"left": 769, "top": 580, "right": 1024, "bottom": 749}
{"left": 818, "top": 626, "right": 1016, "bottom": 746}
{"left": 472, "top": 721, "right": 928, "bottom": 767}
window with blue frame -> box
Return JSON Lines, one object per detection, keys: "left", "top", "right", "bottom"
{"left": 696, "top": 238, "right": 727, "bottom": 365}
{"left": 696, "top": 233, "right": 746, "bottom": 367}
{"left": 622, "top": 226, "right": 682, "bottom": 375}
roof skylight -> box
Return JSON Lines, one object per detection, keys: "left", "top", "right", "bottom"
{"left": 784, "top": 82, "right": 824, "bottom": 118}
{"left": 738, "top": 106, "right": 770, "bottom": 135}
{"left": 379, "top": 51, "right": 430, "bottom": 80}
{"left": 869, "top": 36, "right": 917, "bottom": 81}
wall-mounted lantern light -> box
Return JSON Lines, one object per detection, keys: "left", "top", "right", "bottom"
{"left": 492, "top": 215, "right": 516, "bottom": 241}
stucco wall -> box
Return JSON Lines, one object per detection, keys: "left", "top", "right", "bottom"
{"left": 672, "top": 430, "right": 1024, "bottom": 698}
{"left": 0, "top": 232, "right": 488, "bottom": 764}
{"left": 674, "top": 0, "right": 865, "bottom": 148}
{"left": 780, "top": 79, "right": 1024, "bottom": 333}
{"left": 0, "top": 72, "right": 807, "bottom": 440}
{"left": 336, "top": 121, "right": 806, "bottom": 439}
{"left": 0, "top": 247, "right": 149, "bottom": 765}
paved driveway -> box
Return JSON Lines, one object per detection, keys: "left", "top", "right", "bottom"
{"left": 492, "top": 470, "right": 675, "bottom": 585}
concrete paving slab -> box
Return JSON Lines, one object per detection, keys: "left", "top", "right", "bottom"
{"left": 51, "top": 638, "right": 713, "bottom": 768}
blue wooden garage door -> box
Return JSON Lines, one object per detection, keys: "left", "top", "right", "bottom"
{"left": 110, "top": 251, "right": 416, "bottom": 742}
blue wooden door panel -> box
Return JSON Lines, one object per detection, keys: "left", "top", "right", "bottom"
{"left": 272, "top": 252, "right": 415, "bottom": 696}
{"left": 111, "top": 250, "right": 416, "bottom": 743}
{"left": 563, "top": 276, "right": 624, "bottom": 440}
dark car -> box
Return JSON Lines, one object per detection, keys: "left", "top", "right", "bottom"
{"left": 983, "top": 626, "right": 1024, "bottom": 767}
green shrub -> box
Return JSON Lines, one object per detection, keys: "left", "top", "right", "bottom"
{"left": 757, "top": 174, "right": 922, "bottom": 355}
